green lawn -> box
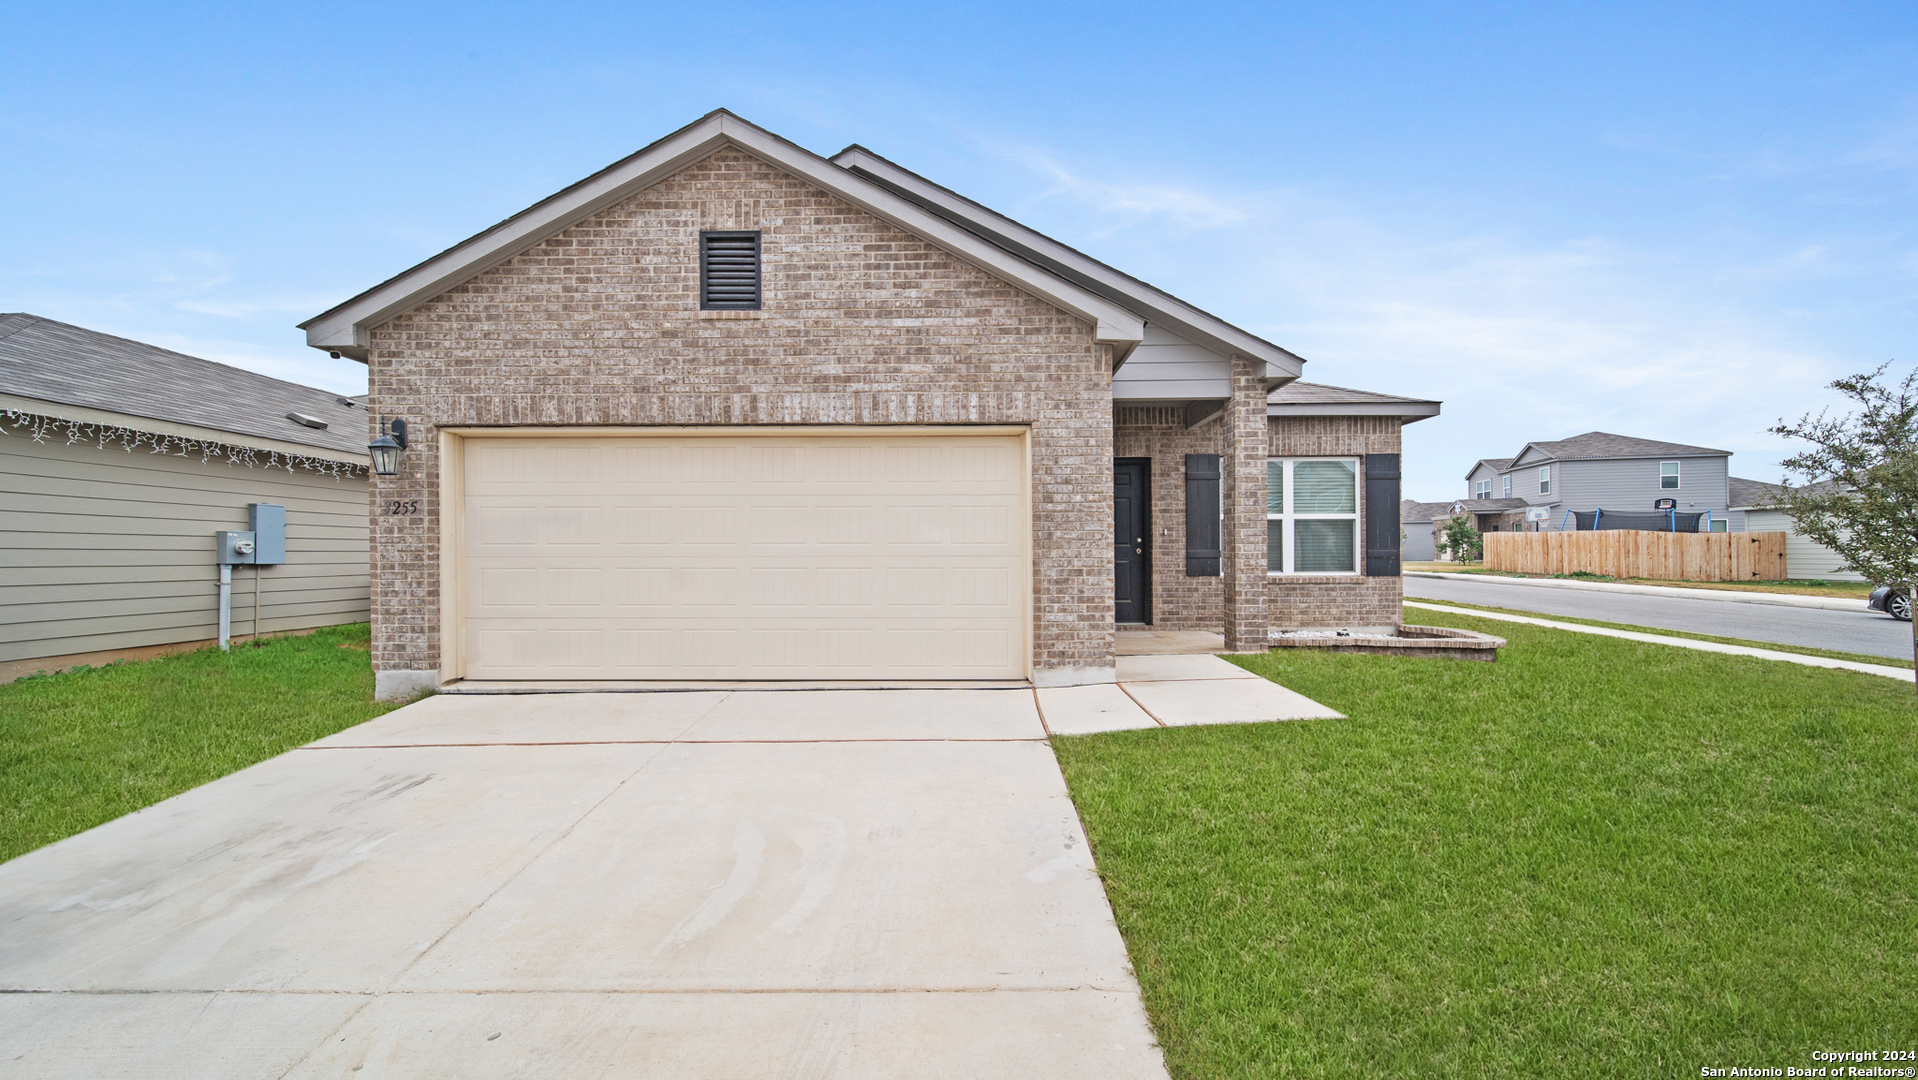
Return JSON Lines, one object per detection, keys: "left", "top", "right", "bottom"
{"left": 0, "top": 623, "right": 409, "bottom": 863}
{"left": 1055, "top": 609, "right": 1918, "bottom": 1078}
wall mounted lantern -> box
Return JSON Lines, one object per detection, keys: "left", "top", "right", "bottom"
{"left": 368, "top": 418, "right": 408, "bottom": 476}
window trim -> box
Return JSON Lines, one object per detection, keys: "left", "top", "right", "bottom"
{"left": 1474, "top": 478, "right": 1491, "bottom": 499}
{"left": 1266, "top": 456, "right": 1362, "bottom": 576}
{"left": 1538, "top": 465, "right": 1552, "bottom": 496}
{"left": 1660, "top": 460, "right": 1680, "bottom": 490}
{"left": 699, "top": 230, "right": 763, "bottom": 311}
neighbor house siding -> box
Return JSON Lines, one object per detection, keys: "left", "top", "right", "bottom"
{"left": 1541, "top": 455, "right": 1732, "bottom": 529}
{"left": 1267, "top": 415, "right": 1403, "bottom": 630}
{"left": 365, "top": 147, "right": 1113, "bottom": 681}
{"left": 0, "top": 430, "right": 369, "bottom": 663}
{"left": 1744, "top": 508, "right": 1865, "bottom": 581}
{"left": 1402, "top": 519, "right": 1437, "bottom": 561}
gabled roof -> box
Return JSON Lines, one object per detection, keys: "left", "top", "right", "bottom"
{"left": 1265, "top": 381, "right": 1440, "bottom": 423}
{"left": 1400, "top": 499, "right": 1455, "bottom": 523}
{"left": 1509, "top": 432, "right": 1731, "bottom": 466}
{"left": 302, "top": 110, "right": 1147, "bottom": 362}
{"left": 1449, "top": 497, "right": 1531, "bottom": 513}
{"left": 1730, "top": 475, "right": 1843, "bottom": 509}
{"left": 0, "top": 313, "right": 366, "bottom": 459}
{"left": 832, "top": 144, "right": 1303, "bottom": 380}
{"left": 1463, "top": 457, "right": 1512, "bottom": 480}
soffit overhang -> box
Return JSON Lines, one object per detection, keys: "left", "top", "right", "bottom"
{"left": 301, "top": 111, "right": 1146, "bottom": 361}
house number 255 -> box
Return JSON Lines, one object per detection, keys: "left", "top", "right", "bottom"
{"left": 382, "top": 500, "right": 420, "bottom": 516}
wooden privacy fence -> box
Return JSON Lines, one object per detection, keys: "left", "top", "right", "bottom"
{"left": 1483, "top": 530, "right": 1789, "bottom": 581}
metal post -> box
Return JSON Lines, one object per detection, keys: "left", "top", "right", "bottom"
{"left": 218, "top": 564, "right": 232, "bottom": 651}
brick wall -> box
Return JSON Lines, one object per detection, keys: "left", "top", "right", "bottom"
{"left": 1267, "top": 414, "right": 1404, "bottom": 630}
{"left": 1115, "top": 409, "right": 1408, "bottom": 633}
{"left": 364, "top": 147, "right": 1114, "bottom": 680}
{"left": 1114, "top": 405, "right": 1222, "bottom": 630}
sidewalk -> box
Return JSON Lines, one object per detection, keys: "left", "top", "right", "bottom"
{"left": 1405, "top": 571, "right": 1868, "bottom": 612}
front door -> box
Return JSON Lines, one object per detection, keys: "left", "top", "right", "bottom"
{"left": 1114, "top": 458, "right": 1151, "bottom": 624}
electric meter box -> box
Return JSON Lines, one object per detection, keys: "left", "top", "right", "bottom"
{"left": 216, "top": 530, "right": 258, "bottom": 565}
{"left": 248, "top": 503, "right": 286, "bottom": 565}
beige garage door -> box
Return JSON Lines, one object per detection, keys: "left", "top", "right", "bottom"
{"left": 457, "top": 431, "right": 1028, "bottom": 681}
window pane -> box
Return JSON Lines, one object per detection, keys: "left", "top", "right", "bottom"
{"left": 1294, "top": 460, "right": 1356, "bottom": 513}
{"left": 1267, "top": 517, "right": 1284, "bottom": 571}
{"left": 1295, "top": 519, "right": 1355, "bottom": 572}
{"left": 1266, "top": 460, "right": 1284, "bottom": 515}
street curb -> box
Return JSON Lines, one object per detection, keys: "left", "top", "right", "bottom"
{"left": 1404, "top": 571, "right": 1870, "bottom": 612}
{"left": 1404, "top": 601, "right": 1910, "bottom": 681}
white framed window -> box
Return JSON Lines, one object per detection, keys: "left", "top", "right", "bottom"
{"left": 1267, "top": 458, "right": 1360, "bottom": 575}
{"left": 1502, "top": 474, "right": 1511, "bottom": 498}
{"left": 1660, "top": 461, "right": 1680, "bottom": 489}
{"left": 1538, "top": 465, "right": 1552, "bottom": 495}
{"left": 1474, "top": 479, "right": 1491, "bottom": 499}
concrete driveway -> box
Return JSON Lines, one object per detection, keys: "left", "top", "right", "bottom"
{"left": 0, "top": 688, "right": 1176, "bottom": 1078}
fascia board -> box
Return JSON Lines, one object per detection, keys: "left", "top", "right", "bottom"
{"left": 835, "top": 146, "right": 1302, "bottom": 377}
{"left": 304, "top": 113, "right": 1143, "bottom": 358}
{"left": 0, "top": 391, "right": 371, "bottom": 464}
{"left": 1267, "top": 401, "right": 1441, "bottom": 424}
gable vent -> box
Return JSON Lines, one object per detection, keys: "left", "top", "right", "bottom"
{"left": 700, "top": 230, "right": 762, "bottom": 310}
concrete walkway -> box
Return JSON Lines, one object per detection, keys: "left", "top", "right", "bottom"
{"left": 0, "top": 690, "right": 1176, "bottom": 1079}
{"left": 1408, "top": 600, "right": 1914, "bottom": 681}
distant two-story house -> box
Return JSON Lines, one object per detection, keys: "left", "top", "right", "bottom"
{"left": 1460, "top": 432, "right": 1738, "bottom": 532}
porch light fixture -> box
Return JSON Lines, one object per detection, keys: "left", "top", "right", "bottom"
{"left": 368, "top": 418, "right": 408, "bottom": 476}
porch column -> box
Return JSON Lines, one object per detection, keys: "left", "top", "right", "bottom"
{"left": 1221, "top": 354, "right": 1269, "bottom": 652}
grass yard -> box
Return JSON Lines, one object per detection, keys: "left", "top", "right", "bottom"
{"left": 0, "top": 623, "right": 408, "bottom": 863}
{"left": 1055, "top": 609, "right": 1918, "bottom": 1078}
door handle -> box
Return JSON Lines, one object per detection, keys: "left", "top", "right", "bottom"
{"left": 1135, "top": 548, "right": 1142, "bottom": 554}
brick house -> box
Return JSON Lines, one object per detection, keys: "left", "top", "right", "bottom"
{"left": 300, "top": 112, "right": 1441, "bottom": 698}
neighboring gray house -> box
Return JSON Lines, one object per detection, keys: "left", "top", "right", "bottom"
{"left": 0, "top": 314, "right": 372, "bottom": 678}
{"left": 1729, "top": 477, "right": 1862, "bottom": 581}
{"left": 1399, "top": 499, "right": 1452, "bottom": 561}
{"left": 1464, "top": 432, "right": 1736, "bottom": 532}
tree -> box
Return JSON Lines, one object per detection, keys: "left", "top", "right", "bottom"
{"left": 1770, "top": 363, "right": 1918, "bottom": 687}
{"left": 1435, "top": 516, "right": 1483, "bottom": 562}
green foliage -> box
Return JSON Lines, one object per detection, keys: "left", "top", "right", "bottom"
{"left": 1771, "top": 364, "right": 1918, "bottom": 588}
{"left": 0, "top": 624, "right": 411, "bottom": 862}
{"left": 1434, "top": 515, "right": 1483, "bottom": 561}
{"left": 1054, "top": 613, "right": 1918, "bottom": 1078}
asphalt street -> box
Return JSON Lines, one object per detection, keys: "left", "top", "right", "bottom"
{"left": 1403, "top": 575, "right": 1913, "bottom": 662}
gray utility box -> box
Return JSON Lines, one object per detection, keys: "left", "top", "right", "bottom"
{"left": 216, "top": 530, "right": 257, "bottom": 565}
{"left": 248, "top": 503, "right": 286, "bottom": 565}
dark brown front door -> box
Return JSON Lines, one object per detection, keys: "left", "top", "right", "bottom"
{"left": 1115, "top": 458, "right": 1152, "bottom": 624}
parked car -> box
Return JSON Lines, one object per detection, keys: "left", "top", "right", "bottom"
{"left": 1868, "top": 585, "right": 1912, "bottom": 622}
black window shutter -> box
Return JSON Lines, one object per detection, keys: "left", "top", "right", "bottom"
{"left": 1365, "top": 454, "right": 1401, "bottom": 577}
{"left": 1185, "top": 454, "right": 1222, "bottom": 577}
{"left": 700, "top": 231, "right": 762, "bottom": 310}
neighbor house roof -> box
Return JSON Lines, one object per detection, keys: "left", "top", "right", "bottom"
{"left": 1729, "top": 475, "right": 1844, "bottom": 509}
{"left": 1449, "top": 498, "right": 1530, "bottom": 513}
{"left": 1265, "top": 382, "right": 1440, "bottom": 423}
{"left": 302, "top": 110, "right": 1162, "bottom": 366}
{"left": 1401, "top": 499, "right": 1455, "bottom": 523}
{"left": 1509, "top": 432, "right": 1730, "bottom": 466}
{"left": 1463, "top": 457, "right": 1513, "bottom": 480}
{"left": 0, "top": 313, "right": 367, "bottom": 461}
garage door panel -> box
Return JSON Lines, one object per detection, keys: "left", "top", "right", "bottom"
{"left": 461, "top": 434, "right": 1026, "bottom": 681}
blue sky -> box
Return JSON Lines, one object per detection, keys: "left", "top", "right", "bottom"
{"left": 4, "top": 1, "right": 1914, "bottom": 498}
